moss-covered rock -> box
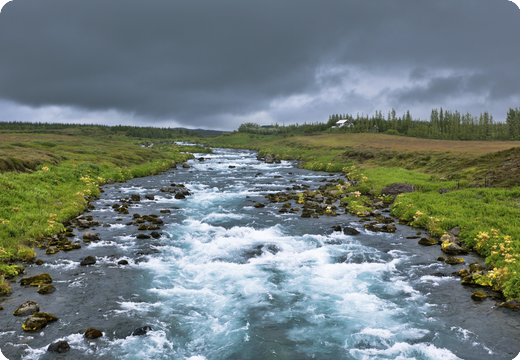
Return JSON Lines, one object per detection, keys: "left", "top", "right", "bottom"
{"left": 85, "top": 328, "right": 103, "bottom": 339}
{"left": 445, "top": 257, "right": 465, "bottom": 265}
{"left": 37, "top": 284, "right": 56, "bottom": 295}
{"left": 458, "top": 269, "right": 470, "bottom": 277}
{"left": 32, "top": 312, "right": 58, "bottom": 321}
{"left": 471, "top": 291, "right": 487, "bottom": 301}
{"left": 138, "top": 224, "right": 148, "bottom": 230}
{"left": 20, "top": 273, "right": 52, "bottom": 286}
{"left": 80, "top": 256, "right": 96, "bottom": 266}
{"left": 13, "top": 301, "right": 39, "bottom": 316}
{"left": 418, "top": 237, "right": 436, "bottom": 246}
{"left": 22, "top": 316, "right": 47, "bottom": 331}
{"left": 35, "top": 259, "right": 44, "bottom": 265}
{"left": 469, "top": 262, "right": 485, "bottom": 273}
{"left": 499, "top": 300, "right": 520, "bottom": 311}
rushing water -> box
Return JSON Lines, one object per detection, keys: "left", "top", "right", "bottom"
{"left": 2, "top": 148, "right": 520, "bottom": 360}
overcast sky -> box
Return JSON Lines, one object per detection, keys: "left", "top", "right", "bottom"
{"left": 0, "top": 0, "right": 519, "bottom": 130}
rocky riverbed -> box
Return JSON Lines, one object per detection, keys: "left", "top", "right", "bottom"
{"left": 1, "top": 148, "right": 520, "bottom": 360}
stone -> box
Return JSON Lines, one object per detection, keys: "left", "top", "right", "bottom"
{"left": 20, "top": 274, "right": 52, "bottom": 286}
{"left": 80, "top": 256, "right": 96, "bottom": 266}
{"left": 499, "top": 300, "right": 520, "bottom": 311}
{"left": 437, "top": 256, "right": 445, "bottom": 261}
{"left": 22, "top": 316, "right": 47, "bottom": 331}
{"left": 343, "top": 227, "right": 360, "bottom": 235}
{"left": 175, "top": 193, "right": 186, "bottom": 199}
{"left": 145, "top": 194, "right": 155, "bottom": 200}
{"left": 265, "top": 155, "right": 274, "bottom": 164}
{"left": 13, "top": 301, "right": 40, "bottom": 316}
{"left": 138, "top": 224, "right": 148, "bottom": 230}
{"left": 160, "top": 209, "right": 171, "bottom": 213}
{"left": 48, "top": 340, "right": 70, "bottom": 353}
{"left": 35, "top": 259, "right": 44, "bottom": 265}
{"left": 182, "top": 163, "right": 190, "bottom": 168}
{"left": 445, "top": 257, "right": 465, "bottom": 265}
{"left": 106, "top": 178, "right": 115, "bottom": 184}
{"left": 148, "top": 225, "right": 160, "bottom": 231}
{"left": 136, "top": 234, "right": 151, "bottom": 239}
{"left": 418, "top": 237, "right": 437, "bottom": 246}
{"left": 77, "top": 219, "right": 91, "bottom": 228}
{"left": 133, "top": 213, "right": 141, "bottom": 218}
{"left": 160, "top": 187, "right": 170, "bottom": 192}
{"left": 118, "top": 260, "right": 129, "bottom": 265}
{"left": 45, "top": 246, "right": 60, "bottom": 255}
{"left": 469, "top": 262, "right": 485, "bottom": 273}
{"left": 132, "top": 326, "right": 153, "bottom": 336}
{"left": 150, "top": 231, "right": 161, "bottom": 239}
{"left": 33, "top": 312, "right": 58, "bottom": 322}
{"left": 85, "top": 328, "right": 103, "bottom": 339}
{"left": 471, "top": 291, "right": 487, "bottom": 301}
{"left": 131, "top": 193, "right": 141, "bottom": 201}
{"left": 229, "top": 165, "right": 236, "bottom": 168}
{"left": 254, "top": 203, "right": 265, "bottom": 208}
{"left": 458, "top": 269, "right": 470, "bottom": 277}
{"left": 83, "top": 232, "right": 100, "bottom": 241}
{"left": 332, "top": 225, "right": 342, "bottom": 232}
{"left": 381, "top": 183, "right": 417, "bottom": 196}
{"left": 37, "top": 285, "right": 56, "bottom": 295}
{"left": 152, "top": 219, "right": 164, "bottom": 225}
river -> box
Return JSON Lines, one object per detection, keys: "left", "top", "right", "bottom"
{"left": 1, "top": 148, "right": 520, "bottom": 359}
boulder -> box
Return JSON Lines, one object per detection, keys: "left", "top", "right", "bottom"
{"left": 136, "top": 234, "right": 151, "bottom": 239}
{"left": 77, "top": 219, "right": 91, "bottom": 228}
{"left": 138, "top": 224, "right": 148, "bottom": 230}
{"left": 37, "top": 285, "right": 56, "bottom": 295}
{"left": 85, "top": 328, "right": 103, "bottom": 339}
{"left": 175, "top": 193, "right": 186, "bottom": 199}
{"left": 381, "top": 183, "right": 417, "bottom": 196}
{"left": 332, "top": 225, "right": 342, "bottom": 232}
{"left": 45, "top": 246, "right": 60, "bottom": 255}
{"left": 131, "top": 193, "right": 141, "bottom": 201}
{"left": 20, "top": 274, "right": 52, "bottom": 286}
{"left": 471, "top": 291, "right": 487, "bottom": 301}
{"left": 35, "top": 259, "right": 44, "bottom": 265}
{"left": 145, "top": 194, "right": 155, "bottom": 200}
{"left": 22, "top": 316, "right": 48, "bottom": 331}
{"left": 441, "top": 242, "right": 466, "bottom": 254}
{"left": 83, "top": 232, "right": 99, "bottom": 241}
{"left": 254, "top": 203, "right": 265, "bottom": 208}
{"left": 343, "top": 227, "right": 360, "bottom": 235}
{"left": 499, "top": 300, "right": 520, "bottom": 311}
{"left": 198, "top": 157, "right": 204, "bottom": 161}
{"left": 150, "top": 231, "right": 161, "bottom": 239}
{"left": 132, "top": 326, "right": 153, "bottom": 336}
{"left": 182, "top": 163, "right": 190, "bottom": 168}
{"left": 13, "top": 301, "right": 40, "bottom": 316}
{"left": 445, "top": 257, "right": 465, "bottom": 265}
{"left": 265, "top": 155, "right": 274, "bottom": 164}
{"left": 106, "top": 178, "right": 115, "bottom": 184}
{"left": 80, "top": 256, "right": 96, "bottom": 266}
{"left": 33, "top": 312, "right": 58, "bottom": 322}
{"left": 48, "top": 340, "right": 70, "bottom": 353}
{"left": 469, "top": 262, "right": 485, "bottom": 273}
{"left": 418, "top": 237, "right": 437, "bottom": 246}
{"left": 458, "top": 269, "right": 470, "bottom": 277}
{"left": 118, "top": 259, "right": 129, "bottom": 265}
{"left": 148, "top": 225, "right": 160, "bottom": 231}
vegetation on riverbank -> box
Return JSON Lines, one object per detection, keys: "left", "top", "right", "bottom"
{"left": 205, "top": 131, "right": 520, "bottom": 300}
{"left": 0, "top": 127, "right": 207, "bottom": 294}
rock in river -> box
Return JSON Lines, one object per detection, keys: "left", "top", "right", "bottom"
{"left": 48, "top": 340, "right": 70, "bottom": 353}
{"left": 13, "top": 301, "right": 39, "bottom": 316}
{"left": 20, "top": 273, "right": 52, "bottom": 286}
{"left": 132, "top": 326, "right": 153, "bottom": 336}
{"left": 37, "top": 284, "right": 56, "bottom": 295}
{"left": 343, "top": 227, "right": 360, "bottom": 235}
{"left": 418, "top": 237, "right": 437, "bottom": 246}
{"left": 80, "top": 256, "right": 96, "bottom": 266}
{"left": 85, "top": 328, "right": 103, "bottom": 339}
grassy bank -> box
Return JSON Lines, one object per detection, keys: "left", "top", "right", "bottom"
{"left": 205, "top": 132, "right": 520, "bottom": 300}
{"left": 0, "top": 129, "right": 207, "bottom": 293}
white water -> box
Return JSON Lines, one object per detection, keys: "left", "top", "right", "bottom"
{"left": 8, "top": 148, "right": 519, "bottom": 360}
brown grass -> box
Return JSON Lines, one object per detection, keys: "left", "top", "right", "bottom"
{"left": 294, "top": 133, "right": 520, "bottom": 154}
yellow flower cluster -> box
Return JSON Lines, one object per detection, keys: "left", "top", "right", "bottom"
{"left": 413, "top": 211, "right": 424, "bottom": 221}
{"left": 0, "top": 219, "right": 10, "bottom": 225}
{"left": 41, "top": 166, "right": 50, "bottom": 171}
{"left": 49, "top": 213, "right": 57, "bottom": 219}
{"left": 353, "top": 191, "right": 361, "bottom": 198}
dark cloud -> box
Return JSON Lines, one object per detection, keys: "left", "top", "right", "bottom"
{"left": 0, "top": 0, "right": 518, "bottom": 129}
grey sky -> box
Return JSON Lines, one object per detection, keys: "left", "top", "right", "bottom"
{"left": 0, "top": 0, "right": 519, "bottom": 130}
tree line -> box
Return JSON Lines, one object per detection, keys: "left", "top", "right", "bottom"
{"left": 238, "top": 107, "right": 520, "bottom": 141}
{"left": 0, "top": 122, "right": 203, "bottom": 139}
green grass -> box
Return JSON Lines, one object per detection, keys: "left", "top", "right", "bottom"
{"left": 205, "top": 131, "right": 520, "bottom": 300}
{"left": 0, "top": 132, "right": 203, "bottom": 292}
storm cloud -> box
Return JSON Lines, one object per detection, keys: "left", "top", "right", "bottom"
{"left": 0, "top": 0, "right": 519, "bottom": 129}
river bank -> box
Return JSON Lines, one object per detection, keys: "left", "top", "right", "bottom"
{"left": 1, "top": 148, "right": 520, "bottom": 359}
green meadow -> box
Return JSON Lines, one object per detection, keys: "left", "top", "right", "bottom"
{"left": 0, "top": 127, "right": 208, "bottom": 293}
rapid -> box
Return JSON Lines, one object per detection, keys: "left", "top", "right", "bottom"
{"left": 2, "top": 148, "right": 520, "bottom": 360}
